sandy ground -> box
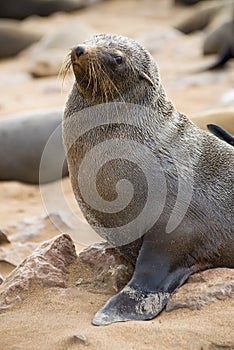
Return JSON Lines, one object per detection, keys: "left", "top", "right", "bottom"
{"left": 0, "top": 0, "right": 233, "bottom": 349}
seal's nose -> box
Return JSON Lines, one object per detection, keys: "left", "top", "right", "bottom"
{"left": 75, "top": 46, "right": 85, "bottom": 58}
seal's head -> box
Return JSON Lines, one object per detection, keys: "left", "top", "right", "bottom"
{"left": 64, "top": 34, "right": 160, "bottom": 104}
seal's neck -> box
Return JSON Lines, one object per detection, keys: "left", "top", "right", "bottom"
{"left": 154, "top": 83, "right": 175, "bottom": 121}
{"left": 65, "top": 82, "right": 176, "bottom": 124}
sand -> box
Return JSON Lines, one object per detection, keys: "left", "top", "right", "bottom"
{"left": 0, "top": 0, "right": 233, "bottom": 349}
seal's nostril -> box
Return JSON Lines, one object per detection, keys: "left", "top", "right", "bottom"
{"left": 75, "top": 46, "right": 85, "bottom": 58}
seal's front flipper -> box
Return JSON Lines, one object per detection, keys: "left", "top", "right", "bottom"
{"left": 92, "top": 286, "right": 170, "bottom": 326}
{"left": 207, "top": 124, "right": 234, "bottom": 146}
{"left": 92, "top": 239, "right": 193, "bottom": 326}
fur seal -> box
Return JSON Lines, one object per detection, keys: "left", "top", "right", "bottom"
{"left": 62, "top": 33, "right": 234, "bottom": 325}
{"left": 175, "top": 1, "right": 234, "bottom": 70}
{"left": 203, "top": 21, "right": 233, "bottom": 56}
{"left": 174, "top": 3, "right": 224, "bottom": 35}
{"left": 207, "top": 124, "right": 234, "bottom": 146}
{"left": 202, "top": 19, "right": 234, "bottom": 70}
{"left": 0, "top": 20, "right": 41, "bottom": 58}
{"left": 190, "top": 109, "right": 234, "bottom": 135}
{"left": 0, "top": 109, "right": 68, "bottom": 184}
{"left": 174, "top": 0, "right": 201, "bottom": 5}
{"left": 0, "top": 0, "right": 88, "bottom": 20}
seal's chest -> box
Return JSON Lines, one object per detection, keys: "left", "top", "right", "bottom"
{"left": 64, "top": 103, "right": 177, "bottom": 245}
{"left": 67, "top": 125, "right": 168, "bottom": 246}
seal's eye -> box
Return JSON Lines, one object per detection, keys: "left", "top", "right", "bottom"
{"left": 114, "top": 56, "right": 123, "bottom": 65}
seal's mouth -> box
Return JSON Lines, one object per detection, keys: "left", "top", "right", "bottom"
{"left": 59, "top": 45, "right": 91, "bottom": 85}
{"left": 60, "top": 43, "right": 128, "bottom": 103}
{"left": 70, "top": 45, "right": 90, "bottom": 71}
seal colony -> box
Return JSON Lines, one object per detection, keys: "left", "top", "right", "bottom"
{"left": 0, "top": 0, "right": 87, "bottom": 20}
{"left": 62, "top": 34, "right": 234, "bottom": 325}
{"left": 174, "top": 0, "right": 234, "bottom": 70}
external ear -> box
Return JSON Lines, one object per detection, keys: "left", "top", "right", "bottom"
{"left": 139, "top": 71, "right": 154, "bottom": 86}
{"left": 207, "top": 124, "right": 234, "bottom": 146}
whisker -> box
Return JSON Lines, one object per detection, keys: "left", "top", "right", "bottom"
{"left": 87, "top": 57, "right": 93, "bottom": 89}
{"left": 59, "top": 52, "right": 72, "bottom": 90}
{"left": 99, "top": 64, "right": 125, "bottom": 104}
{"left": 94, "top": 60, "right": 129, "bottom": 123}
{"left": 97, "top": 63, "right": 110, "bottom": 104}
{"left": 90, "top": 60, "right": 96, "bottom": 102}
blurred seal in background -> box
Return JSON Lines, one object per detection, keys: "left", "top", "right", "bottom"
{"left": 0, "top": 109, "right": 67, "bottom": 184}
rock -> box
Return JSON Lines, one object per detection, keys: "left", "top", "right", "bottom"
{"left": 0, "top": 230, "right": 10, "bottom": 244}
{"left": 166, "top": 268, "right": 234, "bottom": 312}
{"left": 0, "top": 241, "right": 38, "bottom": 267}
{"left": 67, "top": 334, "right": 89, "bottom": 346}
{"left": 0, "top": 234, "right": 77, "bottom": 311}
{"left": 1, "top": 234, "right": 232, "bottom": 316}
{"left": 78, "top": 244, "right": 234, "bottom": 308}
{"left": 0, "top": 212, "right": 75, "bottom": 273}
{"left": 0, "top": 261, "right": 16, "bottom": 280}
{"left": 72, "top": 334, "right": 89, "bottom": 346}
{"left": 0, "top": 274, "right": 4, "bottom": 285}
{"left": 28, "top": 21, "right": 95, "bottom": 77}
{"left": 77, "top": 242, "right": 134, "bottom": 293}
{"left": 3, "top": 213, "right": 72, "bottom": 243}
{"left": 1, "top": 206, "right": 99, "bottom": 249}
